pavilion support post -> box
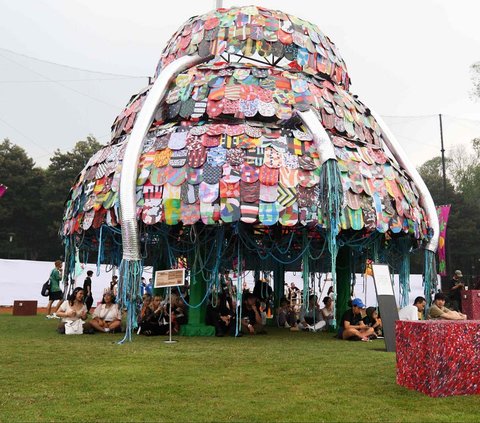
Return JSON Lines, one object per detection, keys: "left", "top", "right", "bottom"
{"left": 273, "top": 261, "right": 285, "bottom": 323}
{"left": 335, "top": 246, "right": 351, "bottom": 325}
{"left": 180, "top": 262, "right": 215, "bottom": 336}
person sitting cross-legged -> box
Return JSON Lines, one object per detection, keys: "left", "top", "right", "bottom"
{"left": 89, "top": 291, "right": 122, "bottom": 333}
{"left": 428, "top": 292, "right": 467, "bottom": 320}
{"left": 338, "top": 298, "right": 374, "bottom": 342}
{"left": 277, "top": 297, "right": 296, "bottom": 328}
{"left": 298, "top": 295, "right": 326, "bottom": 332}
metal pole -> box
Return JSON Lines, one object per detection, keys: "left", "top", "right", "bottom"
{"left": 216, "top": 0, "right": 223, "bottom": 9}
{"left": 439, "top": 114, "right": 447, "bottom": 202}
{"left": 164, "top": 287, "right": 177, "bottom": 344}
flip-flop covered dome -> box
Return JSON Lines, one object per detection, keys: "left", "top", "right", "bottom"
{"left": 61, "top": 5, "right": 431, "bottom": 244}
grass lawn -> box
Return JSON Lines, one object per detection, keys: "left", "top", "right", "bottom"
{"left": 1, "top": 315, "right": 479, "bottom": 422}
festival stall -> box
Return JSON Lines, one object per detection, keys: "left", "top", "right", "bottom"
{"left": 60, "top": 5, "right": 439, "bottom": 341}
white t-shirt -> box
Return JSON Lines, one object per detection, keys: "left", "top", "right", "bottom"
{"left": 58, "top": 301, "right": 87, "bottom": 323}
{"left": 93, "top": 304, "right": 121, "bottom": 322}
{"left": 398, "top": 304, "right": 419, "bottom": 321}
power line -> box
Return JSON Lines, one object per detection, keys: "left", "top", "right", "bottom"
{"left": 0, "top": 116, "right": 52, "bottom": 155}
{"left": 0, "top": 46, "right": 148, "bottom": 79}
{"left": 0, "top": 52, "right": 121, "bottom": 110}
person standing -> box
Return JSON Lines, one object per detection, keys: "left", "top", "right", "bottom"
{"left": 448, "top": 270, "right": 464, "bottom": 311}
{"left": 83, "top": 270, "right": 94, "bottom": 313}
{"left": 46, "top": 260, "right": 64, "bottom": 319}
{"left": 109, "top": 275, "right": 118, "bottom": 296}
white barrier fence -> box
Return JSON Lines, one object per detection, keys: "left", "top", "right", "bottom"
{"left": 0, "top": 259, "right": 432, "bottom": 309}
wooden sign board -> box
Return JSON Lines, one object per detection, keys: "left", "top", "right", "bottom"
{"left": 372, "top": 264, "right": 399, "bottom": 353}
{"left": 154, "top": 269, "right": 185, "bottom": 288}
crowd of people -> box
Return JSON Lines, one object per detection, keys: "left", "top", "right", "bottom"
{"left": 44, "top": 261, "right": 471, "bottom": 337}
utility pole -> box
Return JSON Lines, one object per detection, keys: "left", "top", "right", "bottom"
{"left": 439, "top": 114, "right": 447, "bottom": 202}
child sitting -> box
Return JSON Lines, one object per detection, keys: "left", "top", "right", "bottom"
{"left": 363, "top": 306, "right": 383, "bottom": 337}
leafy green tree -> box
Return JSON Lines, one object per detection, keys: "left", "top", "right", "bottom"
{"left": 418, "top": 154, "right": 480, "bottom": 283}
{"left": 0, "top": 139, "right": 46, "bottom": 259}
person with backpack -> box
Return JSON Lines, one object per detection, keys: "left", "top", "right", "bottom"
{"left": 46, "top": 260, "right": 64, "bottom": 319}
{"left": 83, "top": 270, "right": 94, "bottom": 313}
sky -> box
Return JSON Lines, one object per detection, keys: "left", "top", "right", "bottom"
{"left": 1, "top": 0, "right": 480, "bottom": 168}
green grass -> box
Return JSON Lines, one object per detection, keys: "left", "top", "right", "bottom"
{"left": 1, "top": 315, "right": 479, "bottom": 422}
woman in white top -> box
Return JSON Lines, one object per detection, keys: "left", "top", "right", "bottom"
{"left": 90, "top": 291, "right": 122, "bottom": 333}
{"left": 321, "top": 296, "right": 335, "bottom": 329}
{"left": 55, "top": 287, "right": 89, "bottom": 334}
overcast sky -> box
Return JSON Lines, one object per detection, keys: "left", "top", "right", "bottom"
{"left": 1, "top": 0, "right": 479, "bottom": 168}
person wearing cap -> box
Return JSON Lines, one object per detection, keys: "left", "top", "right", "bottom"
{"left": 428, "top": 292, "right": 467, "bottom": 320}
{"left": 448, "top": 270, "right": 464, "bottom": 311}
{"left": 339, "top": 298, "right": 375, "bottom": 341}
{"left": 398, "top": 296, "right": 426, "bottom": 321}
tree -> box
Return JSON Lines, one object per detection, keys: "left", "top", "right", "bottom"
{"left": 0, "top": 139, "right": 46, "bottom": 259}
{"left": 418, "top": 153, "right": 480, "bottom": 282}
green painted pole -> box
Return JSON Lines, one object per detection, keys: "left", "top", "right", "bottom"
{"left": 180, "top": 265, "right": 215, "bottom": 337}
{"left": 335, "top": 247, "right": 351, "bottom": 325}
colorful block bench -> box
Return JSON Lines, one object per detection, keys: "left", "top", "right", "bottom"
{"left": 396, "top": 320, "right": 480, "bottom": 397}
{"left": 462, "top": 290, "right": 480, "bottom": 320}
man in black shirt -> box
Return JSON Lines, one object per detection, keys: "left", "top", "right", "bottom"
{"left": 83, "top": 270, "right": 94, "bottom": 313}
{"left": 448, "top": 270, "right": 464, "bottom": 311}
{"left": 241, "top": 293, "right": 266, "bottom": 335}
{"left": 339, "top": 298, "right": 374, "bottom": 341}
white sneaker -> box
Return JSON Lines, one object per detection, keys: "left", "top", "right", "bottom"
{"left": 52, "top": 313, "right": 60, "bottom": 319}
{"left": 45, "top": 314, "right": 52, "bottom": 319}
{"left": 104, "top": 328, "right": 110, "bottom": 333}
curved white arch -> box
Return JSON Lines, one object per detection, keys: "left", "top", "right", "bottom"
{"left": 370, "top": 109, "right": 439, "bottom": 252}
{"left": 119, "top": 54, "right": 212, "bottom": 260}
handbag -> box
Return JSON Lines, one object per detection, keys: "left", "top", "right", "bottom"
{"left": 65, "top": 319, "right": 84, "bottom": 335}
{"left": 41, "top": 280, "right": 50, "bottom": 297}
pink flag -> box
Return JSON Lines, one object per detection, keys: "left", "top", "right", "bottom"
{"left": 436, "top": 205, "right": 451, "bottom": 276}
{"left": 0, "top": 184, "right": 7, "bottom": 198}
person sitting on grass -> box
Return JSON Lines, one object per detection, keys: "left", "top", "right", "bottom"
{"left": 277, "top": 297, "right": 296, "bottom": 328}
{"left": 298, "top": 295, "right": 326, "bottom": 331}
{"left": 363, "top": 306, "right": 383, "bottom": 337}
{"left": 428, "top": 292, "right": 467, "bottom": 320}
{"left": 241, "top": 293, "right": 266, "bottom": 335}
{"left": 89, "top": 291, "right": 122, "bottom": 333}
{"left": 138, "top": 293, "right": 153, "bottom": 328}
{"left": 140, "top": 295, "right": 169, "bottom": 336}
{"left": 210, "top": 292, "right": 237, "bottom": 337}
{"left": 172, "top": 292, "right": 188, "bottom": 329}
{"left": 55, "top": 287, "right": 91, "bottom": 334}
{"left": 398, "top": 296, "right": 426, "bottom": 321}
{"left": 321, "top": 296, "right": 334, "bottom": 330}
{"left": 338, "top": 298, "right": 375, "bottom": 341}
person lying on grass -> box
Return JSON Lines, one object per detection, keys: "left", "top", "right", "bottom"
{"left": 55, "top": 287, "right": 91, "bottom": 334}
{"left": 89, "top": 291, "right": 122, "bottom": 333}
{"left": 338, "top": 298, "right": 375, "bottom": 342}
{"left": 427, "top": 292, "right": 467, "bottom": 320}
